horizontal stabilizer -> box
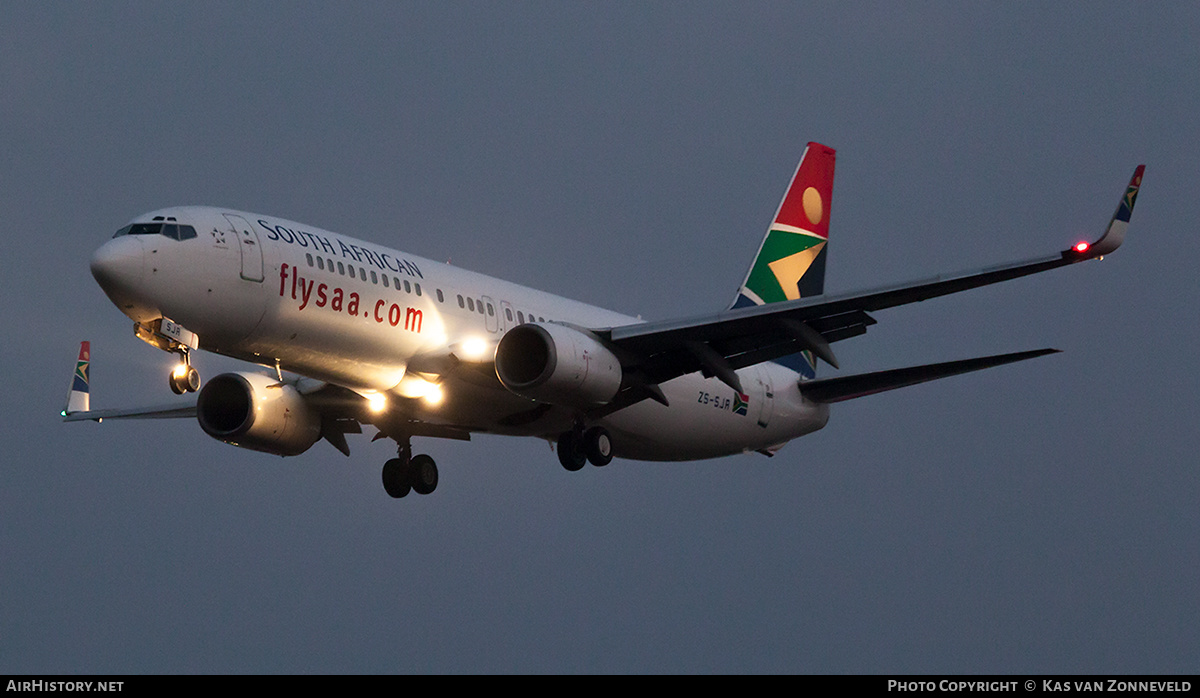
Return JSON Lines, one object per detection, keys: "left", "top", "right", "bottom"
{"left": 799, "top": 348, "right": 1060, "bottom": 404}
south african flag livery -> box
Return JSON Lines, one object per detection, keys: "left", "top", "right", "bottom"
{"left": 731, "top": 143, "right": 836, "bottom": 378}
{"left": 63, "top": 341, "right": 91, "bottom": 414}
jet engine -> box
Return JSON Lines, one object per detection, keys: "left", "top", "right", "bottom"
{"left": 494, "top": 323, "right": 622, "bottom": 406}
{"left": 196, "top": 372, "right": 321, "bottom": 456}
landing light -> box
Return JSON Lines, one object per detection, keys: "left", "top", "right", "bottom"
{"left": 365, "top": 392, "right": 387, "bottom": 413}
{"left": 460, "top": 337, "right": 490, "bottom": 360}
{"left": 172, "top": 363, "right": 189, "bottom": 379}
{"left": 1073, "top": 241, "right": 1090, "bottom": 253}
{"left": 422, "top": 384, "right": 444, "bottom": 406}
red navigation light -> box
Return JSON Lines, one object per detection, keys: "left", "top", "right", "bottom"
{"left": 1073, "top": 241, "right": 1090, "bottom": 253}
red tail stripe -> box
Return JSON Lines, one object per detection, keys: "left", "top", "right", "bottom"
{"left": 774, "top": 142, "right": 836, "bottom": 240}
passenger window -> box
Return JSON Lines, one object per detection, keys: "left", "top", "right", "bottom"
{"left": 517, "top": 311, "right": 525, "bottom": 323}
{"left": 505, "top": 308, "right": 513, "bottom": 321}
{"left": 383, "top": 275, "right": 389, "bottom": 288}
{"left": 487, "top": 303, "right": 494, "bottom": 317}
{"left": 458, "top": 295, "right": 465, "bottom": 309}
{"left": 415, "top": 283, "right": 422, "bottom": 296}
{"left": 360, "top": 268, "right": 367, "bottom": 281}
{"left": 337, "top": 262, "right": 345, "bottom": 275}
{"left": 436, "top": 289, "right": 444, "bottom": 303}
{"left": 306, "top": 253, "right": 314, "bottom": 267}
{"left": 477, "top": 301, "right": 484, "bottom": 315}
{"left": 317, "top": 257, "right": 325, "bottom": 271}
{"left": 371, "top": 271, "right": 378, "bottom": 284}
{"left": 404, "top": 280, "right": 412, "bottom": 293}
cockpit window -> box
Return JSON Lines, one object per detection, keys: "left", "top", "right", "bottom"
{"left": 160, "top": 224, "right": 198, "bottom": 240}
{"left": 113, "top": 223, "right": 161, "bottom": 238}
{"left": 112, "top": 223, "right": 197, "bottom": 240}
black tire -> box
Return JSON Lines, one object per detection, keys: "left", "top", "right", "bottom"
{"left": 557, "top": 431, "right": 586, "bottom": 472}
{"left": 583, "top": 427, "right": 613, "bottom": 467}
{"left": 410, "top": 454, "right": 438, "bottom": 495}
{"left": 382, "top": 458, "right": 411, "bottom": 498}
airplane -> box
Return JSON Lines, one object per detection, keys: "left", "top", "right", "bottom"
{"left": 63, "top": 143, "right": 1144, "bottom": 498}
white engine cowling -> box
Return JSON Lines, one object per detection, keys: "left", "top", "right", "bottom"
{"left": 196, "top": 372, "right": 322, "bottom": 456}
{"left": 494, "top": 323, "right": 623, "bottom": 406}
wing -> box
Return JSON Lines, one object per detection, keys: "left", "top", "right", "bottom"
{"left": 60, "top": 341, "right": 198, "bottom": 421}
{"left": 57, "top": 343, "right": 444, "bottom": 456}
{"left": 62, "top": 401, "right": 197, "bottom": 422}
{"left": 590, "top": 165, "right": 1144, "bottom": 412}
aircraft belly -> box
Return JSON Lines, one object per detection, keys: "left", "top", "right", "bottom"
{"left": 411, "top": 375, "right": 576, "bottom": 436}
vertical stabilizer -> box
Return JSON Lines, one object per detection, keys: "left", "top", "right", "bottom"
{"left": 64, "top": 341, "right": 90, "bottom": 415}
{"left": 730, "top": 143, "right": 836, "bottom": 377}
{"left": 732, "top": 142, "right": 835, "bottom": 310}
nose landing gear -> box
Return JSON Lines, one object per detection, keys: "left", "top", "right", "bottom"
{"left": 168, "top": 350, "right": 200, "bottom": 394}
{"left": 133, "top": 319, "right": 202, "bottom": 395}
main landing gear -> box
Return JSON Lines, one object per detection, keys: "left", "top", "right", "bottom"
{"left": 381, "top": 441, "right": 439, "bottom": 498}
{"left": 557, "top": 426, "right": 613, "bottom": 471}
{"left": 168, "top": 349, "right": 200, "bottom": 395}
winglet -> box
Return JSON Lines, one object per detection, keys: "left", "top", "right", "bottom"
{"left": 1068, "top": 165, "right": 1144, "bottom": 258}
{"left": 63, "top": 341, "right": 91, "bottom": 416}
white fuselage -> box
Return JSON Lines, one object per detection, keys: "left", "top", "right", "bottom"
{"left": 92, "top": 206, "right": 829, "bottom": 461}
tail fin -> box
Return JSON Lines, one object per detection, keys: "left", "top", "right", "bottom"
{"left": 63, "top": 341, "right": 90, "bottom": 415}
{"left": 732, "top": 142, "right": 836, "bottom": 310}
{"left": 730, "top": 143, "right": 836, "bottom": 378}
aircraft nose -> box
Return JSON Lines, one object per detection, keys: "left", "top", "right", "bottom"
{"left": 90, "top": 236, "right": 144, "bottom": 294}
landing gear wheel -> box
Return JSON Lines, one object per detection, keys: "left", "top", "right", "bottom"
{"left": 168, "top": 359, "right": 200, "bottom": 394}
{"left": 557, "top": 431, "right": 587, "bottom": 472}
{"left": 410, "top": 454, "right": 438, "bottom": 495}
{"left": 583, "top": 427, "right": 613, "bottom": 467}
{"left": 382, "top": 458, "right": 411, "bottom": 498}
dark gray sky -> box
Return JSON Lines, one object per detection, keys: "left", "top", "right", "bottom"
{"left": 3, "top": 2, "right": 1197, "bottom": 673}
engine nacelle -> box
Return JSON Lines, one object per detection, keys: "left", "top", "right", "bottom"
{"left": 494, "top": 323, "right": 623, "bottom": 406}
{"left": 196, "top": 372, "right": 322, "bottom": 456}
